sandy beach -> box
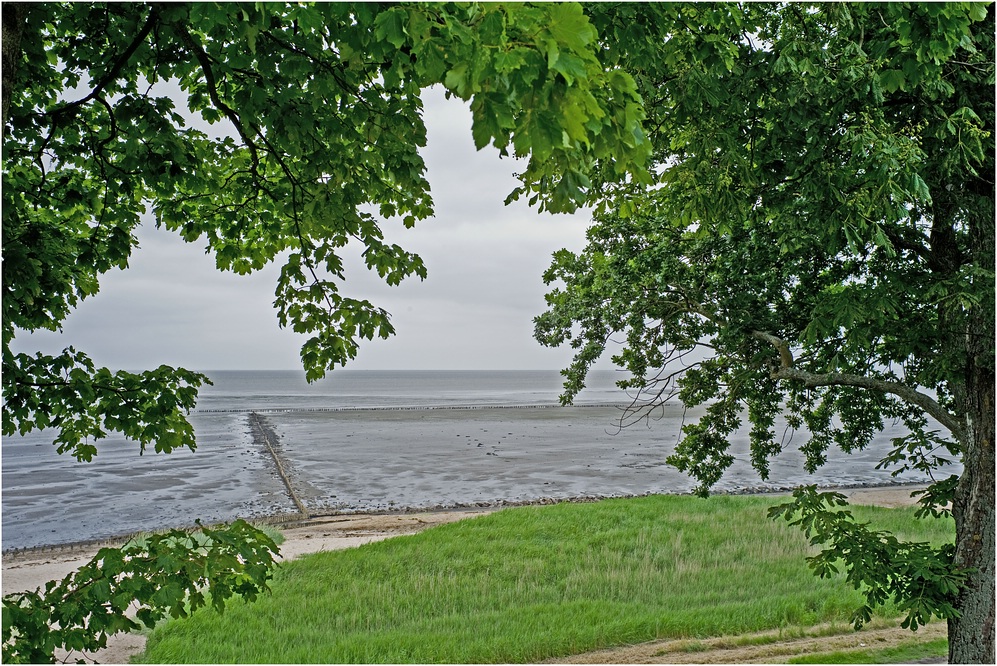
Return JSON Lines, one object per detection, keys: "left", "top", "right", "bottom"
{"left": 1, "top": 485, "right": 928, "bottom": 664}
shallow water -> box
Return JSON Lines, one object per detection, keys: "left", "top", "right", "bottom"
{"left": 1, "top": 371, "right": 948, "bottom": 550}
{"left": 1, "top": 412, "right": 290, "bottom": 549}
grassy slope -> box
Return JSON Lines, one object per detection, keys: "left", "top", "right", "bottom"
{"left": 139, "top": 495, "right": 954, "bottom": 664}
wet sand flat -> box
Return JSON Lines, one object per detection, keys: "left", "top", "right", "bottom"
{"left": 264, "top": 404, "right": 937, "bottom": 515}
{"left": 2, "top": 404, "right": 944, "bottom": 551}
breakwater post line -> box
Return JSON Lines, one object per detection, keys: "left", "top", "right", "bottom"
{"left": 249, "top": 412, "right": 310, "bottom": 520}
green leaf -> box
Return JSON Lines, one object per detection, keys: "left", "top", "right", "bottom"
{"left": 374, "top": 7, "right": 408, "bottom": 49}
{"left": 2, "top": 522, "right": 278, "bottom": 662}
{"left": 444, "top": 62, "right": 471, "bottom": 98}
{"left": 879, "top": 69, "right": 906, "bottom": 93}
{"left": 547, "top": 3, "right": 596, "bottom": 51}
{"left": 551, "top": 52, "right": 588, "bottom": 84}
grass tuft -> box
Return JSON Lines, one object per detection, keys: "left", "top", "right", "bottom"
{"left": 787, "top": 636, "right": 948, "bottom": 663}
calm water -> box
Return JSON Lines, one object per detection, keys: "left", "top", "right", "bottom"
{"left": 2, "top": 370, "right": 942, "bottom": 550}
{"left": 193, "top": 369, "right": 627, "bottom": 410}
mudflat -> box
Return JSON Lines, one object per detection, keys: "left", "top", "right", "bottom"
{"left": 4, "top": 405, "right": 945, "bottom": 550}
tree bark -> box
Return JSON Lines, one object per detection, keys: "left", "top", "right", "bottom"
{"left": 949, "top": 337, "right": 996, "bottom": 664}
{"left": 1, "top": 2, "right": 26, "bottom": 132}
{"left": 948, "top": 170, "right": 996, "bottom": 664}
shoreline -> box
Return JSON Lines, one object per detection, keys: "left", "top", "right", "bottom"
{"left": 1, "top": 480, "right": 930, "bottom": 557}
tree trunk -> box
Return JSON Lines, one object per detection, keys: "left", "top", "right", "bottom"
{"left": 948, "top": 170, "right": 996, "bottom": 664}
{"left": 949, "top": 384, "right": 996, "bottom": 663}
{"left": 1, "top": 2, "right": 27, "bottom": 133}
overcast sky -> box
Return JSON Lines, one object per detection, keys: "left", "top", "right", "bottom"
{"left": 12, "top": 88, "right": 615, "bottom": 372}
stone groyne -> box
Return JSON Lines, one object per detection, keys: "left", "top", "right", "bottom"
{"left": 248, "top": 412, "right": 310, "bottom": 520}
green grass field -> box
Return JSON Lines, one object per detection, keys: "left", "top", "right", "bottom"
{"left": 138, "top": 494, "right": 953, "bottom": 663}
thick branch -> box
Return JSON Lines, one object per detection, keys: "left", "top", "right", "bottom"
{"left": 48, "top": 6, "right": 159, "bottom": 119}
{"left": 751, "top": 330, "right": 967, "bottom": 444}
{"left": 881, "top": 225, "right": 933, "bottom": 263}
{"left": 172, "top": 22, "right": 261, "bottom": 174}
{"left": 752, "top": 330, "right": 794, "bottom": 369}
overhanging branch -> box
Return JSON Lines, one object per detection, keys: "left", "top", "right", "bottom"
{"left": 47, "top": 6, "right": 159, "bottom": 119}
{"left": 751, "top": 330, "right": 967, "bottom": 444}
{"left": 172, "top": 22, "right": 261, "bottom": 176}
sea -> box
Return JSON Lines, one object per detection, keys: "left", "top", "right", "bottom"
{"left": 1, "top": 370, "right": 945, "bottom": 551}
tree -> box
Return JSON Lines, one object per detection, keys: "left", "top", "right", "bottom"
{"left": 2, "top": 2, "right": 650, "bottom": 661}
{"left": 535, "top": 3, "right": 993, "bottom": 663}
{"left": 2, "top": 1, "right": 650, "bottom": 459}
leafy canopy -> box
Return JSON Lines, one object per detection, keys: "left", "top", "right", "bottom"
{"left": 539, "top": 1, "right": 992, "bottom": 489}
{"left": 2, "top": 2, "right": 651, "bottom": 459}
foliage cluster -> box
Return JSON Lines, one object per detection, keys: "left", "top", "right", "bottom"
{"left": 537, "top": 1, "right": 992, "bottom": 484}
{"left": 1, "top": 520, "right": 278, "bottom": 663}
{"left": 534, "top": 4, "right": 993, "bottom": 657}
{"left": 771, "top": 486, "right": 966, "bottom": 631}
